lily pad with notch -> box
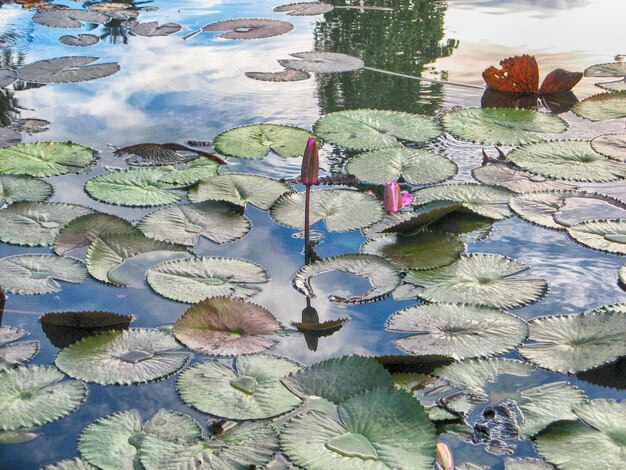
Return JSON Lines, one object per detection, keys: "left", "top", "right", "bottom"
{"left": 18, "top": 57, "right": 119, "bottom": 84}
{"left": 59, "top": 34, "right": 99, "bottom": 47}
{"left": 41, "top": 311, "right": 133, "bottom": 349}
{"left": 0, "top": 175, "right": 53, "bottom": 205}
{"left": 567, "top": 219, "right": 626, "bottom": 254}
{"left": 32, "top": 9, "right": 109, "bottom": 28}
{"left": 572, "top": 91, "right": 626, "bottom": 121}
{"left": 590, "top": 133, "right": 626, "bottom": 162}
{"left": 213, "top": 124, "right": 312, "bottom": 159}
{"left": 0, "top": 141, "right": 97, "bottom": 177}
{"left": 472, "top": 162, "right": 577, "bottom": 193}
{"left": 278, "top": 51, "right": 364, "bottom": 73}
{"left": 0, "top": 254, "right": 87, "bottom": 295}
{"left": 273, "top": 2, "right": 334, "bottom": 15}
{"left": 198, "top": 18, "right": 294, "bottom": 40}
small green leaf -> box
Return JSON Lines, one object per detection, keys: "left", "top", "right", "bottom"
{"left": 0, "top": 141, "right": 96, "bottom": 177}
{"left": 213, "top": 124, "right": 312, "bottom": 159}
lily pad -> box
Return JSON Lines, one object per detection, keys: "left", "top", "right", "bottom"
{"left": 597, "top": 79, "right": 626, "bottom": 91}
{"left": 294, "top": 254, "right": 400, "bottom": 303}
{"left": 173, "top": 297, "right": 281, "bottom": 356}
{"left": 278, "top": 51, "right": 364, "bottom": 73}
{"left": 115, "top": 143, "right": 196, "bottom": 166}
{"left": 590, "top": 133, "right": 626, "bottom": 162}
{"left": 504, "top": 458, "right": 553, "bottom": 470}
{"left": 0, "top": 332, "right": 39, "bottom": 370}
{"left": 0, "top": 68, "right": 17, "bottom": 88}
{"left": 412, "top": 183, "right": 514, "bottom": 220}
{"left": 280, "top": 387, "right": 436, "bottom": 470}
{"left": 59, "top": 34, "right": 99, "bottom": 47}
{"left": 0, "top": 326, "right": 28, "bottom": 344}
{"left": 201, "top": 18, "right": 294, "bottom": 40}
{"left": 177, "top": 355, "right": 302, "bottom": 419}
{"left": 567, "top": 219, "right": 626, "bottom": 254}
{"left": 41, "top": 311, "right": 133, "bottom": 349}
{"left": 246, "top": 68, "right": 310, "bottom": 82}
{"left": 620, "top": 263, "right": 626, "bottom": 288}
{"left": 519, "top": 304, "right": 626, "bottom": 374}
{"left": 572, "top": 91, "right": 626, "bottom": 121}
{"left": 18, "top": 57, "right": 119, "bottom": 84}
{"left": 0, "top": 365, "right": 86, "bottom": 431}
{"left": 585, "top": 62, "right": 626, "bottom": 77}
{"left": 147, "top": 257, "right": 268, "bottom": 303}
{"left": 0, "top": 175, "right": 53, "bottom": 204}
{"left": 0, "top": 254, "right": 87, "bottom": 295}
{"left": 188, "top": 173, "right": 290, "bottom": 209}
{"left": 404, "top": 253, "right": 548, "bottom": 309}
{"left": 55, "top": 329, "right": 190, "bottom": 385}
{"left": 213, "top": 124, "right": 312, "bottom": 159}
{"left": 273, "top": 2, "right": 334, "bottom": 15}
{"left": 32, "top": 9, "right": 109, "bottom": 28}
{"left": 472, "top": 163, "right": 577, "bottom": 193}
{"left": 271, "top": 189, "right": 384, "bottom": 232}
{"left": 0, "top": 141, "right": 97, "bottom": 177}
{"left": 158, "top": 157, "right": 222, "bottom": 185}
{"left": 44, "top": 458, "right": 95, "bottom": 470}
{"left": 387, "top": 303, "right": 528, "bottom": 360}
{"left": 346, "top": 148, "right": 457, "bottom": 185}
{"left": 442, "top": 107, "right": 567, "bottom": 145}
{"left": 129, "top": 22, "right": 181, "bottom": 37}
{"left": 314, "top": 109, "right": 443, "bottom": 150}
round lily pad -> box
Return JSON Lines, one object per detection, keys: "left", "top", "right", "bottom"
{"left": 201, "top": 18, "right": 294, "bottom": 39}
{"left": 0, "top": 365, "right": 86, "bottom": 431}
{"left": 177, "top": 355, "right": 302, "bottom": 419}
{"left": 442, "top": 107, "right": 568, "bottom": 145}
{"left": 213, "top": 124, "right": 312, "bottom": 159}
{"left": 55, "top": 329, "right": 190, "bottom": 385}
{"left": 472, "top": 163, "right": 577, "bottom": 193}
{"left": 32, "top": 9, "right": 109, "bottom": 28}
{"left": 147, "top": 257, "right": 268, "bottom": 303}
{"left": 278, "top": 51, "right": 364, "bottom": 73}
{"left": 404, "top": 253, "right": 548, "bottom": 309}
{"left": 585, "top": 62, "right": 626, "bottom": 77}
{"left": 387, "top": 303, "right": 528, "bottom": 360}
{"left": 271, "top": 189, "right": 384, "bottom": 232}
{"left": 572, "top": 91, "right": 626, "bottom": 121}
{"left": 314, "top": 109, "right": 443, "bottom": 150}
{"left": 41, "top": 311, "right": 134, "bottom": 349}
{"left": 273, "top": 2, "right": 334, "bottom": 15}
{"left": 591, "top": 133, "right": 626, "bottom": 162}
{"left": 280, "top": 387, "right": 436, "bottom": 470}
{"left": 346, "top": 147, "right": 457, "bottom": 185}
{"left": 567, "top": 219, "right": 626, "bottom": 254}
{"left": 0, "top": 141, "right": 96, "bottom": 177}
{"left": 129, "top": 22, "right": 181, "bottom": 37}
{"left": 18, "top": 57, "right": 119, "bottom": 84}
{"left": 173, "top": 297, "right": 281, "bottom": 356}
{"left": 0, "top": 254, "right": 87, "bottom": 295}
{"left": 294, "top": 254, "right": 400, "bottom": 303}
{"left": 519, "top": 304, "right": 626, "bottom": 374}
{"left": 60, "top": 34, "right": 99, "bottom": 47}
{"left": 0, "top": 175, "right": 53, "bottom": 204}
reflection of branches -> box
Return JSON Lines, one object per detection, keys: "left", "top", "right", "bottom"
{"left": 0, "top": 89, "right": 20, "bottom": 126}
{"left": 97, "top": 19, "right": 130, "bottom": 45}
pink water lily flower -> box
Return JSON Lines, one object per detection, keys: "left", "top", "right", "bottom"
{"left": 401, "top": 191, "right": 414, "bottom": 207}
{"left": 384, "top": 181, "right": 402, "bottom": 213}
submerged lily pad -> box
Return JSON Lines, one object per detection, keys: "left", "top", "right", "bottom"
{"left": 294, "top": 254, "right": 400, "bottom": 303}
{"left": 54, "top": 212, "right": 137, "bottom": 255}
{"left": 273, "top": 2, "right": 334, "bottom": 15}
{"left": 590, "top": 133, "right": 626, "bottom": 162}
{"left": 572, "top": 91, "right": 626, "bottom": 121}
{"left": 387, "top": 303, "right": 528, "bottom": 360}
{"left": 41, "top": 311, "right": 133, "bottom": 349}
{"left": 271, "top": 189, "right": 384, "bottom": 232}
{"left": 346, "top": 147, "right": 457, "bottom": 185}
{"left": 177, "top": 355, "right": 302, "bottom": 419}
{"left": 314, "top": 109, "right": 442, "bottom": 150}
{"left": 147, "top": 257, "right": 268, "bottom": 303}
{"left": 173, "top": 297, "right": 281, "bottom": 356}
{"left": 0, "top": 254, "right": 87, "bottom": 295}
{"left": 278, "top": 51, "right": 364, "bottom": 73}
{"left": 32, "top": 9, "right": 109, "bottom": 28}
{"left": 405, "top": 253, "right": 547, "bottom": 309}
{"left": 129, "top": 22, "right": 181, "bottom": 37}
{"left": 442, "top": 107, "right": 567, "bottom": 145}
{"left": 55, "top": 329, "right": 190, "bottom": 385}
{"left": 567, "top": 219, "right": 626, "bottom": 254}
{"left": 18, "top": 57, "right": 119, "bottom": 84}
{"left": 0, "top": 141, "right": 96, "bottom": 177}
{"left": 520, "top": 304, "right": 626, "bottom": 374}
{"left": 213, "top": 124, "right": 312, "bottom": 159}
{"left": 201, "top": 18, "right": 294, "bottom": 39}
{"left": 0, "top": 175, "right": 53, "bottom": 204}
{"left": 0, "top": 365, "right": 86, "bottom": 431}
{"left": 59, "top": 34, "right": 99, "bottom": 47}
{"left": 280, "top": 387, "right": 436, "bottom": 470}
{"left": 115, "top": 143, "right": 198, "bottom": 166}
{"left": 472, "top": 163, "right": 577, "bottom": 193}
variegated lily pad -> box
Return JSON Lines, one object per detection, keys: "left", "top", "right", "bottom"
{"left": 591, "top": 133, "right": 626, "bottom": 162}
{"left": 278, "top": 51, "right": 364, "bottom": 73}
{"left": 0, "top": 254, "right": 87, "bottom": 295}
{"left": 572, "top": 91, "right": 626, "bottom": 121}
{"left": 32, "top": 9, "right": 109, "bottom": 28}
{"left": 54, "top": 212, "right": 137, "bottom": 255}
{"left": 41, "top": 311, "right": 133, "bottom": 349}
{"left": 273, "top": 2, "right": 334, "bottom": 15}
{"left": 0, "top": 141, "right": 96, "bottom": 177}
{"left": 201, "top": 18, "right": 294, "bottom": 40}
{"left": 213, "top": 124, "right": 312, "bottom": 159}
{"left": 472, "top": 163, "right": 577, "bottom": 193}
{"left": 0, "top": 175, "right": 53, "bottom": 204}
{"left": 55, "top": 329, "right": 190, "bottom": 385}
{"left": 567, "top": 219, "right": 626, "bottom": 254}
{"left": 18, "top": 57, "right": 119, "bottom": 84}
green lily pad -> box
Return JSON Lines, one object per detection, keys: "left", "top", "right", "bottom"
{"left": 177, "top": 355, "right": 302, "bottom": 419}
{"left": 519, "top": 304, "right": 626, "bottom": 374}
{"left": 271, "top": 189, "right": 384, "bottom": 232}
{"left": 157, "top": 157, "right": 222, "bottom": 185}
{"left": 534, "top": 399, "right": 626, "bottom": 470}
{"left": 44, "top": 458, "right": 96, "bottom": 470}
{"left": 55, "top": 329, "right": 190, "bottom": 385}
{"left": 346, "top": 148, "right": 457, "bottom": 185}
{"left": 18, "top": 57, "right": 119, "bottom": 84}
{"left": 0, "top": 141, "right": 96, "bottom": 177}
{"left": 572, "top": 91, "right": 626, "bottom": 121}
{"left": 411, "top": 183, "right": 514, "bottom": 220}
{"left": 590, "top": 133, "right": 626, "bottom": 162}
{"left": 472, "top": 163, "right": 577, "bottom": 193}
{"left": 147, "top": 257, "right": 268, "bottom": 303}
{"left": 278, "top": 51, "right": 364, "bottom": 73}
{"left": 0, "top": 365, "right": 86, "bottom": 431}
{"left": 567, "top": 219, "right": 626, "bottom": 254}
{"left": 0, "top": 254, "right": 87, "bottom": 295}
{"left": 0, "top": 175, "right": 53, "bottom": 204}
{"left": 404, "top": 253, "right": 548, "bottom": 309}
{"left": 41, "top": 311, "right": 134, "bottom": 349}
{"left": 294, "top": 254, "right": 400, "bottom": 303}
{"left": 188, "top": 173, "right": 291, "bottom": 209}
{"left": 0, "top": 331, "right": 39, "bottom": 370}
{"left": 280, "top": 387, "right": 436, "bottom": 470}
{"left": 442, "top": 107, "right": 567, "bottom": 145}
{"left": 313, "top": 109, "right": 443, "bottom": 150}
{"left": 138, "top": 202, "right": 251, "bottom": 246}
{"left": 507, "top": 140, "right": 626, "bottom": 182}
{"left": 173, "top": 297, "right": 281, "bottom": 356}
{"left": 387, "top": 303, "right": 528, "bottom": 360}
{"left": 213, "top": 124, "right": 312, "bottom": 159}
{"left": 585, "top": 62, "right": 626, "bottom": 77}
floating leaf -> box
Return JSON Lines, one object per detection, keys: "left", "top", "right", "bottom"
{"left": 585, "top": 62, "right": 626, "bottom": 77}
{"left": 620, "top": 264, "right": 626, "bottom": 288}
{"left": 200, "top": 18, "right": 293, "bottom": 39}
{"left": 129, "top": 22, "right": 181, "bottom": 36}
{"left": 572, "top": 91, "right": 626, "bottom": 121}
{"left": 0, "top": 326, "right": 27, "bottom": 344}
{"left": 0, "top": 254, "right": 87, "bottom": 295}
{"left": 412, "top": 183, "right": 514, "bottom": 220}
{"left": 213, "top": 124, "right": 312, "bottom": 159}
{"left": 504, "top": 458, "right": 553, "bottom": 470}
{"left": 41, "top": 311, "right": 133, "bottom": 349}
{"left": 0, "top": 365, "right": 86, "bottom": 431}
{"left": 88, "top": 2, "right": 131, "bottom": 10}
{"left": 59, "top": 34, "right": 99, "bottom": 47}
{"left": 314, "top": 109, "right": 442, "bottom": 150}
{"left": 273, "top": 2, "right": 334, "bottom": 15}
{"left": 278, "top": 51, "right": 364, "bottom": 73}
{"left": 0, "top": 175, "right": 53, "bottom": 204}
{"left": 519, "top": 304, "right": 626, "bottom": 374}
{"left": 590, "top": 133, "right": 626, "bottom": 162}
{"left": 55, "top": 329, "right": 190, "bottom": 385}
{"left": 147, "top": 257, "right": 268, "bottom": 303}
{"left": 567, "top": 219, "right": 626, "bottom": 254}
{"left": 114, "top": 143, "right": 223, "bottom": 167}
{"left": 472, "top": 163, "right": 577, "bottom": 193}
{"left": 442, "top": 107, "right": 567, "bottom": 145}
{"left": 106, "top": 9, "right": 139, "bottom": 20}
{"left": 346, "top": 148, "right": 457, "bottom": 185}
{"left": 43, "top": 458, "right": 95, "bottom": 470}
{"left": 507, "top": 140, "right": 626, "bottom": 182}
{"left": 177, "top": 355, "right": 301, "bottom": 419}
{"left": 0, "top": 68, "right": 17, "bottom": 88}
{"left": 54, "top": 212, "right": 137, "bottom": 255}
{"left": 294, "top": 254, "right": 400, "bottom": 303}
{"left": 10, "top": 118, "right": 49, "bottom": 134}
{"left": 280, "top": 387, "right": 436, "bottom": 470}
{"left": 173, "top": 297, "right": 280, "bottom": 356}
{"left": 32, "top": 9, "right": 109, "bottom": 28}
{"left": 158, "top": 157, "right": 223, "bottom": 185}
{"left": 245, "top": 68, "right": 310, "bottom": 82}
{"left": 0, "top": 141, "right": 96, "bottom": 177}
{"left": 271, "top": 189, "right": 384, "bottom": 232}
{"left": 18, "top": 57, "right": 119, "bottom": 84}
{"left": 405, "top": 253, "right": 547, "bottom": 309}
{"left": 597, "top": 79, "right": 626, "bottom": 91}
{"left": 0, "top": 337, "right": 38, "bottom": 369}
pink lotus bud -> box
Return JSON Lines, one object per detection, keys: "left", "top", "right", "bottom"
{"left": 301, "top": 137, "right": 319, "bottom": 186}
{"left": 400, "top": 191, "right": 414, "bottom": 207}
{"left": 384, "top": 181, "right": 402, "bottom": 213}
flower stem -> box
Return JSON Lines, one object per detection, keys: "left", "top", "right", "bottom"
{"left": 304, "top": 185, "right": 311, "bottom": 265}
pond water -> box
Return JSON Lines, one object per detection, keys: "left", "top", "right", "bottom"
{"left": 0, "top": 0, "right": 625, "bottom": 468}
